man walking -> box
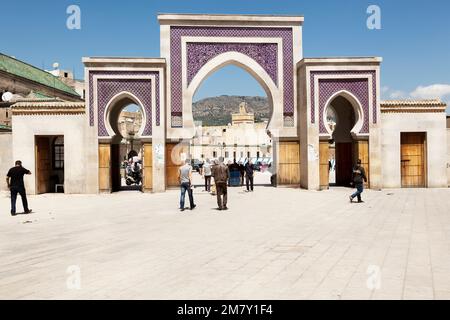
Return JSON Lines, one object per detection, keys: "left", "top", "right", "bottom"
{"left": 244, "top": 160, "right": 255, "bottom": 192}
{"left": 212, "top": 157, "right": 229, "bottom": 210}
{"left": 349, "top": 159, "right": 367, "bottom": 203}
{"left": 6, "top": 160, "right": 32, "bottom": 216}
{"left": 178, "top": 159, "right": 196, "bottom": 211}
{"left": 202, "top": 158, "right": 212, "bottom": 192}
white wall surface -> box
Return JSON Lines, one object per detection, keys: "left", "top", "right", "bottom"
{"left": 12, "top": 114, "right": 97, "bottom": 194}
{"left": 0, "top": 133, "right": 13, "bottom": 193}
{"left": 381, "top": 112, "right": 447, "bottom": 188}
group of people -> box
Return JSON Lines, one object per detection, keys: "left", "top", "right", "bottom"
{"left": 226, "top": 159, "right": 255, "bottom": 191}
{"left": 178, "top": 157, "right": 256, "bottom": 212}
{"left": 3, "top": 158, "right": 368, "bottom": 217}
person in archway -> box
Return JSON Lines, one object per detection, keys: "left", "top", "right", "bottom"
{"left": 212, "top": 157, "right": 229, "bottom": 210}
{"left": 6, "top": 160, "right": 32, "bottom": 216}
{"left": 349, "top": 159, "right": 367, "bottom": 203}
{"left": 202, "top": 158, "right": 212, "bottom": 192}
{"left": 178, "top": 159, "right": 196, "bottom": 212}
{"left": 239, "top": 161, "right": 245, "bottom": 186}
{"left": 244, "top": 159, "right": 255, "bottom": 192}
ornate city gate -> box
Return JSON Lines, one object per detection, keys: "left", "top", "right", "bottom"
{"left": 84, "top": 14, "right": 382, "bottom": 192}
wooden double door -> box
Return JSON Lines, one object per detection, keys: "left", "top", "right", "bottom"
{"left": 319, "top": 140, "right": 369, "bottom": 188}
{"left": 401, "top": 132, "right": 426, "bottom": 188}
{"left": 98, "top": 143, "right": 153, "bottom": 192}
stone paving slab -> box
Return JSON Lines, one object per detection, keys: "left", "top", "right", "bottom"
{"left": 0, "top": 185, "right": 449, "bottom": 300}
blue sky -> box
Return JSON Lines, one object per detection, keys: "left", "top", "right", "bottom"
{"left": 1, "top": 0, "right": 449, "bottom": 108}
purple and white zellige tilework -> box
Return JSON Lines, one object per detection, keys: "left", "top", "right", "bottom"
{"left": 318, "top": 78, "right": 370, "bottom": 134}
{"left": 88, "top": 71, "right": 160, "bottom": 135}
{"left": 186, "top": 42, "right": 278, "bottom": 85}
{"left": 170, "top": 26, "right": 294, "bottom": 127}
{"left": 310, "top": 71, "right": 377, "bottom": 131}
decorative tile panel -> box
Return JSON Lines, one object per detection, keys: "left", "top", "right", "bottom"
{"left": 88, "top": 71, "right": 160, "bottom": 136}
{"left": 310, "top": 71, "right": 377, "bottom": 134}
{"left": 170, "top": 26, "right": 294, "bottom": 127}
{"left": 186, "top": 42, "right": 278, "bottom": 85}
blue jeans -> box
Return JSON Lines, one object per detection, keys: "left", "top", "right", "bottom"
{"left": 180, "top": 182, "right": 194, "bottom": 209}
{"left": 10, "top": 186, "right": 29, "bottom": 214}
{"left": 351, "top": 183, "right": 364, "bottom": 202}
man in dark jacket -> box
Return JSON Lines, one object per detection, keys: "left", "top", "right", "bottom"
{"left": 239, "top": 163, "right": 245, "bottom": 186}
{"left": 6, "top": 160, "right": 32, "bottom": 216}
{"left": 212, "top": 157, "right": 229, "bottom": 210}
{"left": 244, "top": 160, "right": 255, "bottom": 192}
{"left": 349, "top": 159, "right": 367, "bottom": 203}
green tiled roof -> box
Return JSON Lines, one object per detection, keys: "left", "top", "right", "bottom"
{"left": 0, "top": 124, "right": 12, "bottom": 131}
{"left": 0, "top": 53, "right": 80, "bottom": 97}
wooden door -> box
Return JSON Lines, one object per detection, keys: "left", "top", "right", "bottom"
{"left": 355, "top": 140, "right": 370, "bottom": 188}
{"left": 98, "top": 144, "right": 111, "bottom": 192}
{"left": 319, "top": 141, "right": 329, "bottom": 189}
{"left": 35, "top": 136, "right": 51, "bottom": 194}
{"left": 335, "top": 142, "right": 353, "bottom": 186}
{"left": 277, "top": 141, "right": 300, "bottom": 185}
{"left": 401, "top": 132, "right": 426, "bottom": 188}
{"left": 143, "top": 143, "right": 153, "bottom": 192}
{"left": 166, "top": 142, "right": 189, "bottom": 188}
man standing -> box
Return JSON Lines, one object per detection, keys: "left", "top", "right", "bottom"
{"left": 178, "top": 159, "right": 196, "bottom": 211}
{"left": 212, "top": 157, "right": 229, "bottom": 210}
{"left": 239, "top": 162, "right": 245, "bottom": 186}
{"left": 244, "top": 160, "right": 255, "bottom": 192}
{"left": 349, "top": 159, "right": 367, "bottom": 203}
{"left": 6, "top": 160, "right": 32, "bottom": 216}
{"left": 202, "top": 158, "right": 212, "bottom": 192}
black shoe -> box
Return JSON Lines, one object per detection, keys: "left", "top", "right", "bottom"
{"left": 25, "top": 209, "right": 32, "bottom": 214}
{"left": 190, "top": 204, "right": 196, "bottom": 210}
{"left": 180, "top": 208, "right": 185, "bottom": 212}
{"left": 223, "top": 206, "right": 228, "bottom": 210}
{"left": 218, "top": 207, "right": 223, "bottom": 211}
{"left": 11, "top": 212, "right": 17, "bottom": 216}
{"left": 349, "top": 196, "right": 353, "bottom": 203}
{"left": 358, "top": 200, "right": 364, "bottom": 203}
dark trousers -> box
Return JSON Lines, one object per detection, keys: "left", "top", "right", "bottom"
{"left": 351, "top": 183, "right": 364, "bottom": 202}
{"left": 11, "top": 186, "right": 29, "bottom": 214}
{"left": 240, "top": 173, "right": 244, "bottom": 186}
{"left": 180, "top": 182, "right": 194, "bottom": 209}
{"left": 204, "top": 175, "right": 211, "bottom": 192}
{"left": 246, "top": 175, "right": 254, "bottom": 191}
{"left": 216, "top": 182, "right": 227, "bottom": 209}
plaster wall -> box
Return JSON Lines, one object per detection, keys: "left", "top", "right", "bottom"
{"left": 0, "top": 133, "right": 13, "bottom": 193}
{"left": 11, "top": 114, "right": 97, "bottom": 194}
{"left": 381, "top": 112, "right": 447, "bottom": 188}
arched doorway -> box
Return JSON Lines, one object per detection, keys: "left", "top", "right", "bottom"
{"left": 182, "top": 59, "right": 276, "bottom": 188}
{"left": 104, "top": 93, "right": 146, "bottom": 192}
{"left": 324, "top": 92, "right": 366, "bottom": 187}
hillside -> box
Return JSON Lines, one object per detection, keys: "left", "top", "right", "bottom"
{"left": 192, "top": 95, "right": 270, "bottom": 126}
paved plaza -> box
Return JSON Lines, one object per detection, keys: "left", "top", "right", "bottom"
{"left": 0, "top": 175, "right": 449, "bottom": 300}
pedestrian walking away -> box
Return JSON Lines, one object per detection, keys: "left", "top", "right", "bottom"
{"left": 349, "top": 159, "right": 367, "bottom": 203}
{"left": 6, "top": 160, "right": 32, "bottom": 216}
{"left": 178, "top": 159, "right": 196, "bottom": 211}
{"left": 202, "top": 158, "right": 212, "bottom": 192}
{"left": 244, "top": 160, "right": 255, "bottom": 192}
{"left": 212, "top": 157, "right": 229, "bottom": 210}
{"left": 239, "top": 162, "right": 245, "bottom": 186}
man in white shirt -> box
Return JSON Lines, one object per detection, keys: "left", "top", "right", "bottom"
{"left": 202, "top": 158, "right": 212, "bottom": 192}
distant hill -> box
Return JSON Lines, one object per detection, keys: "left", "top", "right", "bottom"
{"left": 192, "top": 95, "right": 270, "bottom": 126}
